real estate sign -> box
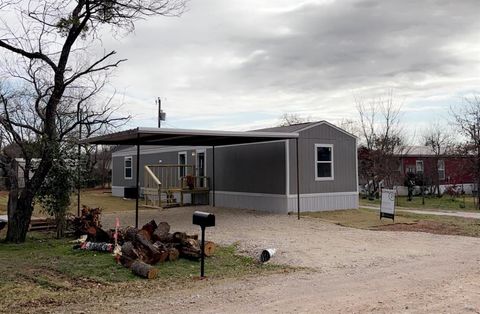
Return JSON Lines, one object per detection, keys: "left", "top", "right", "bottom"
{"left": 380, "top": 189, "right": 396, "bottom": 220}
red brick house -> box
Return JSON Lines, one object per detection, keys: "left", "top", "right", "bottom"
{"left": 398, "top": 146, "right": 475, "bottom": 194}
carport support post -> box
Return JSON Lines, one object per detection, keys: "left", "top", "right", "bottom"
{"left": 200, "top": 225, "right": 206, "bottom": 278}
{"left": 135, "top": 135, "right": 140, "bottom": 228}
{"left": 296, "top": 138, "right": 300, "bottom": 220}
{"left": 212, "top": 145, "right": 215, "bottom": 207}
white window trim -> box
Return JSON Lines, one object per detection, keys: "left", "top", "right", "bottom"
{"left": 438, "top": 159, "right": 445, "bottom": 180}
{"left": 124, "top": 156, "right": 133, "bottom": 180}
{"left": 178, "top": 151, "right": 187, "bottom": 179}
{"left": 416, "top": 160, "right": 424, "bottom": 173}
{"left": 314, "top": 144, "right": 334, "bottom": 181}
{"left": 196, "top": 149, "right": 207, "bottom": 176}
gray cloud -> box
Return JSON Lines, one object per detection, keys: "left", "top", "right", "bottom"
{"left": 97, "top": 0, "right": 480, "bottom": 129}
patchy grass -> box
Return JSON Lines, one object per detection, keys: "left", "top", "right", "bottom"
{"left": 305, "top": 207, "right": 480, "bottom": 237}
{"left": 0, "top": 189, "right": 136, "bottom": 216}
{"left": 360, "top": 195, "right": 480, "bottom": 212}
{"left": 68, "top": 189, "right": 136, "bottom": 214}
{"left": 0, "top": 232, "right": 289, "bottom": 313}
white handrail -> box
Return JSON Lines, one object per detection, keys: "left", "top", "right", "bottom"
{"left": 145, "top": 165, "right": 161, "bottom": 186}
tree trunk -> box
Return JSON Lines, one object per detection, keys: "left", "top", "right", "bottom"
{"left": 5, "top": 159, "right": 35, "bottom": 243}
{"left": 6, "top": 193, "right": 34, "bottom": 243}
{"left": 55, "top": 213, "right": 65, "bottom": 239}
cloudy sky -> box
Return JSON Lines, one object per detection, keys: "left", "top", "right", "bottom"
{"left": 99, "top": 0, "right": 480, "bottom": 135}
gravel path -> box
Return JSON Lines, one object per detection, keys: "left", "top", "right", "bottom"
{"left": 61, "top": 206, "right": 480, "bottom": 313}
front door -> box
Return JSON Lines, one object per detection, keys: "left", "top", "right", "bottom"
{"left": 197, "top": 152, "right": 205, "bottom": 187}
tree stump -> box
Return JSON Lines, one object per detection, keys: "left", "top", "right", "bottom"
{"left": 204, "top": 241, "right": 216, "bottom": 257}
{"left": 168, "top": 247, "right": 180, "bottom": 261}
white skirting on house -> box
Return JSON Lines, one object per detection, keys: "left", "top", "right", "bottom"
{"left": 112, "top": 186, "right": 125, "bottom": 197}
{"left": 211, "top": 191, "right": 359, "bottom": 214}
{"left": 287, "top": 191, "right": 359, "bottom": 212}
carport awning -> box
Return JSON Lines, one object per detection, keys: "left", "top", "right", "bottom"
{"left": 79, "top": 127, "right": 299, "bottom": 146}
{"left": 78, "top": 126, "right": 302, "bottom": 228}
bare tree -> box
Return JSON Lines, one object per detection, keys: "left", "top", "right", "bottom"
{"left": 422, "top": 122, "right": 455, "bottom": 197}
{"left": 278, "top": 113, "right": 310, "bottom": 126}
{"left": 355, "top": 92, "right": 406, "bottom": 196}
{"left": 0, "top": 0, "right": 186, "bottom": 243}
{"left": 451, "top": 95, "right": 480, "bottom": 209}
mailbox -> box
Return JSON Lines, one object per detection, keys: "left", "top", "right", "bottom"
{"left": 192, "top": 211, "right": 215, "bottom": 278}
{"left": 193, "top": 211, "right": 215, "bottom": 227}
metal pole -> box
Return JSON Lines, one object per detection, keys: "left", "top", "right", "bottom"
{"left": 200, "top": 226, "right": 205, "bottom": 278}
{"left": 135, "top": 134, "right": 140, "bottom": 228}
{"left": 77, "top": 111, "right": 82, "bottom": 217}
{"left": 77, "top": 143, "right": 81, "bottom": 217}
{"left": 296, "top": 138, "right": 300, "bottom": 220}
{"left": 212, "top": 145, "right": 215, "bottom": 207}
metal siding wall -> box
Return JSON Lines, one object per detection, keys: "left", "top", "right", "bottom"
{"left": 211, "top": 192, "right": 288, "bottom": 213}
{"left": 206, "top": 142, "right": 286, "bottom": 194}
{"left": 289, "top": 124, "right": 357, "bottom": 194}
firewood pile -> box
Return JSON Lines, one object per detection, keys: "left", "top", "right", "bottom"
{"left": 119, "top": 219, "right": 215, "bottom": 279}
{"left": 70, "top": 206, "right": 215, "bottom": 279}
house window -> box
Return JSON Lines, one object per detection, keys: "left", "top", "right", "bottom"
{"left": 438, "top": 160, "right": 445, "bottom": 180}
{"left": 124, "top": 156, "right": 132, "bottom": 179}
{"left": 406, "top": 165, "right": 415, "bottom": 174}
{"left": 178, "top": 152, "right": 187, "bottom": 178}
{"left": 416, "top": 160, "right": 424, "bottom": 174}
{"left": 315, "top": 144, "right": 334, "bottom": 180}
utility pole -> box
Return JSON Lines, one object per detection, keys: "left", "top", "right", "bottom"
{"left": 157, "top": 97, "right": 162, "bottom": 128}
{"left": 157, "top": 97, "right": 166, "bottom": 128}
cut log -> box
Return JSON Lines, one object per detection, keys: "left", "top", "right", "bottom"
{"left": 135, "top": 231, "right": 162, "bottom": 264}
{"left": 159, "top": 250, "right": 170, "bottom": 263}
{"left": 141, "top": 220, "right": 158, "bottom": 238}
{"left": 185, "top": 238, "right": 200, "bottom": 249}
{"left": 137, "top": 229, "right": 152, "bottom": 242}
{"left": 204, "top": 241, "right": 216, "bottom": 257}
{"left": 152, "top": 222, "right": 170, "bottom": 242}
{"left": 121, "top": 241, "right": 139, "bottom": 260}
{"left": 179, "top": 246, "right": 201, "bottom": 260}
{"left": 157, "top": 222, "right": 170, "bottom": 236}
{"left": 155, "top": 232, "right": 174, "bottom": 243}
{"left": 172, "top": 231, "right": 187, "bottom": 243}
{"left": 168, "top": 247, "right": 180, "bottom": 261}
{"left": 124, "top": 226, "right": 139, "bottom": 242}
{"left": 119, "top": 255, "right": 136, "bottom": 268}
{"left": 131, "top": 261, "right": 158, "bottom": 279}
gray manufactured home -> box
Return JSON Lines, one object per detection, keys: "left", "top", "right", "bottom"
{"left": 110, "top": 121, "right": 358, "bottom": 213}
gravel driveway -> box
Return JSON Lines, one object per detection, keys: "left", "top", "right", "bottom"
{"left": 69, "top": 206, "right": 480, "bottom": 313}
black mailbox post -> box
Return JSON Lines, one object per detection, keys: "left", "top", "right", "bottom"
{"left": 193, "top": 211, "right": 215, "bottom": 278}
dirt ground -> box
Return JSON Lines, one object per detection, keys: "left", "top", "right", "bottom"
{"left": 57, "top": 206, "right": 480, "bottom": 313}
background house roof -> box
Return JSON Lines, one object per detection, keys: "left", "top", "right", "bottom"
{"left": 397, "top": 146, "right": 450, "bottom": 156}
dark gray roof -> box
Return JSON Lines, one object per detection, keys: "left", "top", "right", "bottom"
{"left": 251, "top": 121, "right": 319, "bottom": 133}
{"left": 252, "top": 120, "right": 357, "bottom": 139}
{"left": 79, "top": 127, "right": 298, "bottom": 146}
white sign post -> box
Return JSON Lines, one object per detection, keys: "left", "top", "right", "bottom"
{"left": 380, "top": 189, "right": 396, "bottom": 221}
